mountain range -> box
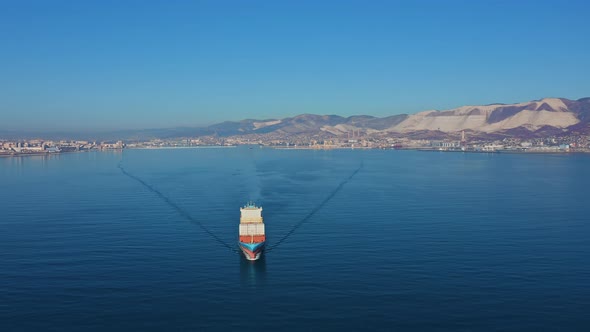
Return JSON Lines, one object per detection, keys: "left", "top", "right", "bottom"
{"left": 3, "top": 97, "right": 590, "bottom": 141}
{"left": 192, "top": 97, "right": 590, "bottom": 140}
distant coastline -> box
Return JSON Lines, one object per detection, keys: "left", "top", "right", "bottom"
{"left": 2, "top": 144, "right": 589, "bottom": 159}
{"left": 271, "top": 146, "right": 589, "bottom": 154}
{"left": 130, "top": 146, "right": 237, "bottom": 150}
{"left": 0, "top": 145, "right": 240, "bottom": 158}
{"left": 0, "top": 150, "right": 91, "bottom": 158}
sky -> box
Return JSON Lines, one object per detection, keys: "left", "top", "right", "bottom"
{"left": 1, "top": 0, "right": 589, "bottom": 131}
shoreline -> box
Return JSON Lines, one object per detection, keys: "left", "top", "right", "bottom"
{"left": 128, "top": 146, "right": 237, "bottom": 150}
{"left": 0, "top": 145, "right": 237, "bottom": 158}
{"left": 414, "top": 148, "right": 590, "bottom": 155}
{"left": 0, "top": 150, "right": 92, "bottom": 158}
{"left": 2, "top": 146, "right": 589, "bottom": 158}
{"left": 270, "top": 146, "right": 590, "bottom": 154}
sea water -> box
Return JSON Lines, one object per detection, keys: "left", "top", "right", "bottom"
{"left": 1, "top": 148, "right": 589, "bottom": 331}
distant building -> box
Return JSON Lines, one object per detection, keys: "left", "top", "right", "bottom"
{"left": 430, "top": 141, "right": 460, "bottom": 148}
{"left": 482, "top": 144, "right": 504, "bottom": 152}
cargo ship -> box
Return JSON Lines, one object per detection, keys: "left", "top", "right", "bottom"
{"left": 238, "top": 202, "right": 265, "bottom": 261}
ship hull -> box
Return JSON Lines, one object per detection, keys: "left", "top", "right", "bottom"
{"left": 238, "top": 241, "right": 265, "bottom": 261}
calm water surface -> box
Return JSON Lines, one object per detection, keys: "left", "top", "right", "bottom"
{"left": 1, "top": 148, "right": 589, "bottom": 331}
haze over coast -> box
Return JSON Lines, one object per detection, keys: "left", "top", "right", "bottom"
{"left": 2, "top": 97, "right": 588, "bottom": 141}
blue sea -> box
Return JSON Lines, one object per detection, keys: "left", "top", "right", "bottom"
{"left": 1, "top": 148, "right": 589, "bottom": 331}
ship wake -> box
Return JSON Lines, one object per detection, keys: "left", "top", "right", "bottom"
{"left": 117, "top": 161, "right": 239, "bottom": 253}
{"left": 266, "top": 161, "right": 363, "bottom": 252}
{"left": 118, "top": 159, "right": 363, "bottom": 256}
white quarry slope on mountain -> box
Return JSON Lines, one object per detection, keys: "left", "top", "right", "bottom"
{"left": 484, "top": 110, "right": 578, "bottom": 132}
{"left": 394, "top": 113, "right": 488, "bottom": 132}
{"left": 253, "top": 120, "right": 281, "bottom": 129}
{"left": 322, "top": 123, "right": 382, "bottom": 135}
{"left": 449, "top": 98, "right": 568, "bottom": 114}
{"left": 388, "top": 98, "right": 578, "bottom": 133}
{"left": 532, "top": 98, "right": 568, "bottom": 111}
{"left": 390, "top": 110, "right": 436, "bottom": 132}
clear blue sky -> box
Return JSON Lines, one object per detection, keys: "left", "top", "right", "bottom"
{"left": 1, "top": 0, "right": 589, "bottom": 131}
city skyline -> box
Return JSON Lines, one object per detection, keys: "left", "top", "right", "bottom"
{"left": 1, "top": 0, "right": 589, "bottom": 131}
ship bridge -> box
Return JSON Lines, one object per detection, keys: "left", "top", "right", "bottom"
{"left": 240, "top": 202, "right": 263, "bottom": 223}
